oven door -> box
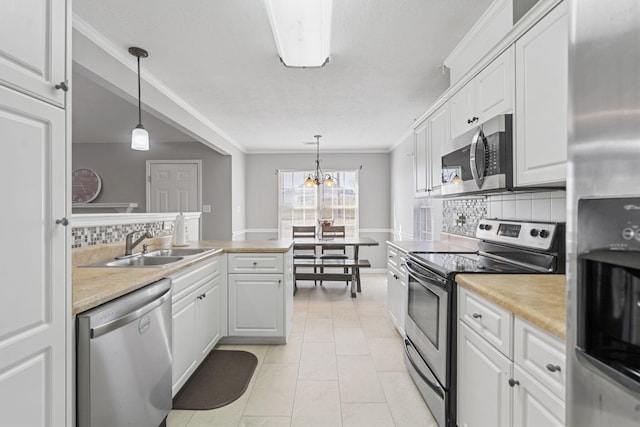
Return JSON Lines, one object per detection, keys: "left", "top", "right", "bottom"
{"left": 405, "top": 260, "right": 450, "bottom": 385}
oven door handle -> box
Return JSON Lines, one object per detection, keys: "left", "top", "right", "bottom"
{"left": 470, "top": 128, "right": 487, "bottom": 188}
{"left": 404, "top": 338, "right": 445, "bottom": 399}
{"left": 405, "top": 262, "right": 448, "bottom": 287}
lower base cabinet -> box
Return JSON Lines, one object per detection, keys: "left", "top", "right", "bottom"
{"left": 170, "top": 256, "right": 226, "bottom": 396}
{"left": 386, "top": 245, "right": 407, "bottom": 334}
{"left": 457, "top": 287, "right": 566, "bottom": 427}
{"left": 225, "top": 250, "right": 294, "bottom": 343}
{"left": 458, "top": 321, "right": 511, "bottom": 427}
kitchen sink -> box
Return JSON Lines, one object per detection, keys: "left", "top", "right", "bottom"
{"left": 82, "top": 255, "right": 184, "bottom": 268}
{"left": 144, "top": 248, "right": 214, "bottom": 257}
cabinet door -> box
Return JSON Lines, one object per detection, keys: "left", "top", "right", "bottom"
{"left": 476, "top": 45, "right": 514, "bottom": 122}
{"left": 458, "top": 322, "right": 511, "bottom": 427}
{"left": 515, "top": 2, "right": 568, "bottom": 186}
{"left": 198, "top": 276, "right": 223, "bottom": 359}
{"left": 387, "top": 270, "right": 403, "bottom": 332}
{"left": 0, "top": 0, "right": 66, "bottom": 106}
{"left": 0, "top": 85, "right": 66, "bottom": 426}
{"left": 228, "top": 274, "right": 284, "bottom": 337}
{"left": 172, "top": 295, "right": 199, "bottom": 396}
{"left": 427, "top": 102, "right": 450, "bottom": 191}
{"left": 450, "top": 81, "right": 476, "bottom": 138}
{"left": 512, "top": 365, "right": 565, "bottom": 427}
{"left": 414, "top": 123, "right": 429, "bottom": 194}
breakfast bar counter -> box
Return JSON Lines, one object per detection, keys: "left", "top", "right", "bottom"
{"left": 72, "top": 239, "right": 294, "bottom": 315}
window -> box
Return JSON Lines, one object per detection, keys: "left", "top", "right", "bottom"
{"left": 278, "top": 169, "right": 359, "bottom": 238}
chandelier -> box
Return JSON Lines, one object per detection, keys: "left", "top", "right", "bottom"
{"left": 304, "top": 135, "right": 335, "bottom": 187}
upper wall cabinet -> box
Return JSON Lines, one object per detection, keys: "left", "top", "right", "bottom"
{"left": 514, "top": 2, "right": 568, "bottom": 186}
{"left": 414, "top": 102, "right": 450, "bottom": 196}
{"left": 0, "top": 0, "right": 67, "bottom": 107}
{"left": 450, "top": 46, "right": 515, "bottom": 139}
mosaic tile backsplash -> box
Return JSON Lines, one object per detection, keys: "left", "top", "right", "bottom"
{"left": 442, "top": 198, "right": 487, "bottom": 237}
{"left": 71, "top": 221, "right": 176, "bottom": 248}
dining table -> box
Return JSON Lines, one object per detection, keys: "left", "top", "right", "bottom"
{"left": 293, "top": 236, "right": 379, "bottom": 296}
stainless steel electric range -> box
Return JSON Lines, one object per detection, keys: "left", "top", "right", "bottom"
{"left": 403, "top": 219, "right": 565, "bottom": 427}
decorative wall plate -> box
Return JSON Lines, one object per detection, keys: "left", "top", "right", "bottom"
{"left": 72, "top": 168, "right": 102, "bottom": 203}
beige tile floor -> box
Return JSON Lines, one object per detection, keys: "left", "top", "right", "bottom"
{"left": 168, "top": 273, "right": 438, "bottom": 427}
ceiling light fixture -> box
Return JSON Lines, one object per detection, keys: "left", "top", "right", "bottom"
{"left": 304, "top": 135, "right": 335, "bottom": 187}
{"left": 129, "top": 46, "right": 150, "bottom": 151}
{"left": 265, "top": 0, "right": 332, "bottom": 68}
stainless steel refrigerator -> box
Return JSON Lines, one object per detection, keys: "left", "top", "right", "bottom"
{"left": 567, "top": 0, "right": 640, "bottom": 425}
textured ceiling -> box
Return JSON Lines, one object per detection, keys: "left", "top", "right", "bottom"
{"left": 73, "top": 0, "right": 492, "bottom": 152}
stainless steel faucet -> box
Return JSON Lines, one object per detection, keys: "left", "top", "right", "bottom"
{"left": 124, "top": 230, "right": 154, "bottom": 256}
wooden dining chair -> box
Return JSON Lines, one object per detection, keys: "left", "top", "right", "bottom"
{"left": 292, "top": 225, "right": 318, "bottom": 288}
{"left": 319, "top": 225, "right": 350, "bottom": 286}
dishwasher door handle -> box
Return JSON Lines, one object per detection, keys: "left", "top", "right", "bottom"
{"left": 90, "top": 289, "right": 171, "bottom": 338}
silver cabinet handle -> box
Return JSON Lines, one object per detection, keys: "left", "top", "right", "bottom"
{"left": 56, "top": 217, "right": 69, "bottom": 226}
{"left": 508, "top": 378, "right": 520, "bottom": 387}
{"left": 546, "top": 364, "right": 561, "bottom": 372}
{"left": 55, "top": 81, "right": 69, "bottom": 92}
{"left": 472, "top": 313, "right": 482, "bottom": 319}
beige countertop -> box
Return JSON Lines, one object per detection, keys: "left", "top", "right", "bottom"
{"left": 72, "top": 239, "right": 294, "bottom": 315}
{"left": 455, "top": 274, "right": 566, "bottom": 340}
{"left": 387, "top": 235, "right": 478, "bottom": 253}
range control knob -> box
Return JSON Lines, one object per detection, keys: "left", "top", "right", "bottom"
{"left": 539, "top": 230, "right": 550, "bottom": 238}
{"left": 622, "top": 228, "right": 635, "bottom": 240}
{"left": 530, "top": 229, "right": 539, "bottom": 237}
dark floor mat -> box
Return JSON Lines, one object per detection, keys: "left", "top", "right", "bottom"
{"left": 172, "top": 350, "right": 258, "bottom": 410}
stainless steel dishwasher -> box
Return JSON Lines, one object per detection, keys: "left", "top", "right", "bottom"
{"left": 77, "top": 279, "right": 172, "bottom": 427}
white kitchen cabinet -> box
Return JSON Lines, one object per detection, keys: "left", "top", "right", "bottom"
{"left": 226, "top": 250, "right": 293, "bottom": 342}
{"left": 0, "top": 3, "right": 69, "bottom": 420}
{"left": 450, "top": 46, "right": 515, "bottom": 139}
{"left": 512, "top": 365, "right": 565, "bottom": 427}
{"left": 414, "top": 102, "right": 449, "bottom": 195}
{"left": 0, "top": 0, "right": 67, "bottom": 107}
{"left": 458, "top": 321, "right": 512, "bottom": 427}
{"left": 427, "top": 102, "right": 449, "bottom": 192}
{"left": 386, "top": 245, "right": 407, "bottom": 334}
{"left": 458, "top": 287, "right": 566, "bottom": 427}
{"left": 170, "top": 257, "right": 226, "bottom": 396}
{"left": 414, "top": 122, "right": 429, "bottom": 194}
{"left": 515, "top": 1, "right": 568, "bottom": 186}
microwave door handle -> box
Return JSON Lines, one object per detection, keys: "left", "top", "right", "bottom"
{"left": 470, "top": 128, "right": 487, "bottom": 188}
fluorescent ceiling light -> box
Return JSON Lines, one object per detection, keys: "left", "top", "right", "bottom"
{"left": 265, "top": 0, "right": 332, "bottom": 68}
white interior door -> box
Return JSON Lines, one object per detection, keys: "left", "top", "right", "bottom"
{"left": 147, "top": 160, "right": 201, "bottom": 213}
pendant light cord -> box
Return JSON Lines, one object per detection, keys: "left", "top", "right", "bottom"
{"left": 137, "top": 56, "right": 142, "bottom": 126}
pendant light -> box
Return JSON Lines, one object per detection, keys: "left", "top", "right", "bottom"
{"left": 129, "top": 47, "right": 149, "bottom": 151}
{"left": 304, "top": 135, "right": 335, "bottom": 187}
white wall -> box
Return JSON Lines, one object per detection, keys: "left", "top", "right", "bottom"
{"left": 244, "top": 152, "right": 391, "bottom": 269}
{"left": 73, "top": 141, "right": 233, "bottom": 240}
{"left": 389, "top": 133, "right": 415, "bottom": 240}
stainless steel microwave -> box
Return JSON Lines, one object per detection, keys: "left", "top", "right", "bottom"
{"left": 440, "top": 114, "right": 513, "bottom": 196}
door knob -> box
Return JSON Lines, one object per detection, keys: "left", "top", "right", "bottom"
{"left": 56, "top": 217, "right": 69, "bottom": 226}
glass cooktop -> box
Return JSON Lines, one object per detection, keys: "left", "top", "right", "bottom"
{"left": 409, "top": 252, "right": 539, "bottom": 278}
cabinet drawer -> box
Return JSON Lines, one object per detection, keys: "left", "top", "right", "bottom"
{"left": 458, "top": 287, "right": 512, "bottom": 358}
{"left": 514, "top": 317, "right": 566, "bottom": 400}
{"left": 228, "top": 253, "right": 283, "bottom": 273}
{"left": 170, "top": 257, "right": 220, "bottom": 301}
